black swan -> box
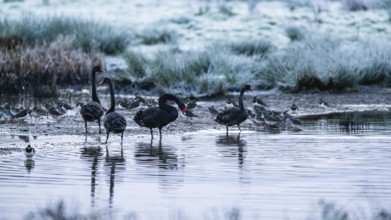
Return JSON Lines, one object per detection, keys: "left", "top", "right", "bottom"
{"left": 133, "top": 94, "right": 186, "bottom": 141}
{"left": 214, "top": 85, "right": 252, "bottom": 134}
{"left": 80, "top": 66, "right": 105, "bottom": 133}
{"left": 100, "top": 77, "right": 127, "bottom": 144}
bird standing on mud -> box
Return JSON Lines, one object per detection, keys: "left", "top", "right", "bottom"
{"left": 214, "top": 85, "right": 252, "bottom": 134}
{"left": 80, "top": 66, "right": 105, "bottom": 133}
{"left": 133, "top": 94, "right": 186, "bottom": 143}
{"left": 319, "top": 98, "right": 329, "bottom": 108}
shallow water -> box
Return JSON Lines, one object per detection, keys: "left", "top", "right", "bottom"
{"left": 1, "top": 112, "right": 391, "bottom": 219}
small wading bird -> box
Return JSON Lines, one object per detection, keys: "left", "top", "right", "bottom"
{"left": 133, "top": 94, "right": 186, "bottom": 143}
{"left": 225, "top": 98, "right": 238, "bottom": 109}
{"left": 80, "top": 66, "right": 105, "bottom": 133}
{"left": 208, "top": 105, "right": 219, "bottom": 118}
{"left": 185, "top": 97, "right": 198, "bottom": 111}
{"left": 290, "top": 103, "right": 298, "bottom": 114}
{"left": 24, "top": 144, "right": 35, "bottom": 158}
{"left": 319, "top": 98, "right": 329, "bottom": 108}
{"left": 214, "top": 85, "right": 252, "bottom": 134}
{"left": 99, "top": 78, "right": 127, "bottom": 144}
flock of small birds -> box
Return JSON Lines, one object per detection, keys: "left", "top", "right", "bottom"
{"left": 14, "top": 96, "right": 332, "bottom": 158}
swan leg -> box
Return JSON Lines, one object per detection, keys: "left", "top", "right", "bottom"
{"left": 105, "top": 131, "right": 109, "bottom": 144}
{"left": 98, "top": 118, "right": 102, "bottom": 133}
{"left": 150, "top": 128, "right": 154, "bottom": 140}
{"left": 121, "top": 132, "right": 123, "bottom": 145}
{"left": 159, "top": 128, "right": 162, "bottom": 140}
{"left": 84, "top": 120, "right": 88, "bottom": 133}
{"left": 226, "top": 126, "right": 229, "bottom": 135}
{"left": 237, "top": 125, "right": 242, "bottom": 132}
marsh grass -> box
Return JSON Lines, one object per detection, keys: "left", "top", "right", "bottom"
{"left": 24, "top": 199, "right": 391, "bottom": 220}
{"left": 122, "top": 44, "right": 265, "bottom": 96}
{"left": 228, "top": 40, "right": 275, "bottom": 57}
{"left": 120, "top": 34, "right": 391, "bottom": 96}
{"left": 0, "top": 16, "right": 129, "bottom": 54}
{"left": 0, "top": 37, "right": 102, "bottom": 97}
{"left": 24, "top": 200, "right": 110, "bottom": 220}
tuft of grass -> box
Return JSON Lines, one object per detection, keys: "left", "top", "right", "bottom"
{"left": 135, "top": 28, "right": 177, "bottom": 45}
{"left": 218, "top": 5, "right": 236, "bottom": 17}
{"left": 123, "top": 51, "right": 148, "bottom": 78}
{"left": 0, "top": 16, "right": 129, "bottom": 54}
{"left": 0, "top": 37, "right": 103, "bottom": 97}
{"left": 25, "top": 200, "right": 111, "bottom": 220}
{"left": 342, "top": 0, "right": 369, "bottom": 11}
{"left": 285, "top": 26, "right": 306, "bottom": 41}
{"left": 228, "top": 40, "right": 275, "bottom": 57}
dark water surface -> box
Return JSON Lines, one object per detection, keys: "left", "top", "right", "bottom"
{"left": 1, "top": 112, "right": 391, "bottom": 219}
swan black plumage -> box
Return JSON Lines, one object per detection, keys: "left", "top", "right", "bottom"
{"left": 133, "top": 94, "right": 186, "bottom": 141}
{"left": 214, "top": 85, "right": 252, "bottom": 134}
{"left": 100, "top": 77, "right": 127, "bottom": 144}
{"left": 80, "top": 66, "right": 105, "bottom": 133}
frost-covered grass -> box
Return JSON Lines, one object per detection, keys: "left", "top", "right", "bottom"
{"left": 122, "top": 43, "right": 270, "bottom": 96}
{"left": 264, "top": 34, "right": 391, "bottom": 91}
{"left": 134, "top": 28, "right": 178, "bottom": 46}
{"left": 121, "top": 32, "right": 391, "bottom": 96}
{"left": 0, "top": 16, "right": 129, "bottom": 54}
{"left": 0, "top": 37, "right": 102, "bottom": 97}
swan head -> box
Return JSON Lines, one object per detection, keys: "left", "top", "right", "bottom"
{"left": 242, "top": 84, "right": 252, "bottom": 92}
{"left": 99, "top": 77, "right": 110, "bottom": 85}
{"left": 92, "top": 65, "right": 105, "bottom": 74}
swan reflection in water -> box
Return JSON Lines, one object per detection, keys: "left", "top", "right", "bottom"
{"left": 104, "top": 144, "right": 125, "bottom": 209}
{"left": 134, "top": 142, "right": 180, "bottom": 170}
{"left": 216, "top": 133, "right": 247, "bottom": 167}
{"left": 80, "top": 136, "right": 103, "bottom": 208}
{"left": 134, "top": 142, "right": 184, "bottom": 192}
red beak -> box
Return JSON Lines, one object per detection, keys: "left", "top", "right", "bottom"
{"left": 181, "top": 107, "right": 186, "bottom": 114}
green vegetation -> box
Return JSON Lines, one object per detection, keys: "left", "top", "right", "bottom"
{"left": 0, "top": 16, "right": 129, "bottom": 54}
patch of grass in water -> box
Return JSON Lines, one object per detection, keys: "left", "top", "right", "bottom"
{"left": 0, "top": 16, "right": 129, "bottom": 54}
{"left": 339, "top": 113, "right": 370, "bottom": 133}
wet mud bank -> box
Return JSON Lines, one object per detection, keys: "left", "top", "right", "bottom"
{"left": 1, "top": 90, "right": 391, "bottom": 138}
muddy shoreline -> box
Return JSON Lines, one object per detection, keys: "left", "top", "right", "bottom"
{"left": 2, "top": 90, "right": 391, "bottom": 138}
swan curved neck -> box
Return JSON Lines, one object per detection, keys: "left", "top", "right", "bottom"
{"left": 238, "top": 88, "right": 246, "bottom": 111}
{"left": 159, "top": 94, "right": 182, "bottom": 111}
{"left": 91, "top": 70, "right": 101, "bottom": 104}
{"left": 106, "top": 79, "right": 115, "bottom": 115}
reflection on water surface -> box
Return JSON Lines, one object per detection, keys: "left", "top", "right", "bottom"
{"left": 0, "top": 111, "right": 391, "bottom": 219}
